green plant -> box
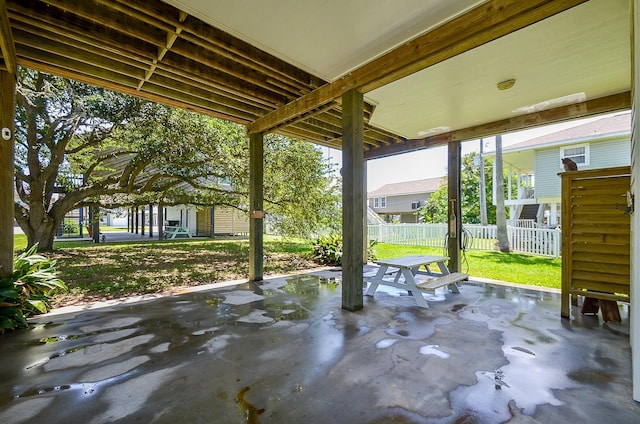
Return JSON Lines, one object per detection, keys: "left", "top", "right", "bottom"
{"left": 63, "top": 218, "right": 79, "bottom": 235}
{"left": 312, "top": 234, "right": 343, "bottom": 265}
{"left": 0, "top": 245, "right": 67, "bottom": 333}
{"left": 311, "top": 234, "right": 377, "bottom": 266}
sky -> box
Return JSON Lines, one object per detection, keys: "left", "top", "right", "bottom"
{"left": 322, "top": 113, "right": 617, "bottom": 192}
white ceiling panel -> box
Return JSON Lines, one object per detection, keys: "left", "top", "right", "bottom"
{"left": 366, "top": 0, "right": 630, "bottom": 138}
{"left": 164, "top": 0, "right": 486, "bottom": 80}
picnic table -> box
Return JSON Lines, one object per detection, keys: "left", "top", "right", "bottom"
{"left": 364, "top": 255, "right": 467, "bottom": 308}
{"left": 163, "top": 226, "right": 192, "bottom": 239}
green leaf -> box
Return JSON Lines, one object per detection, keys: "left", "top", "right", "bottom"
{"left": 28, "top": 299, "right": 48, "bottom": 314}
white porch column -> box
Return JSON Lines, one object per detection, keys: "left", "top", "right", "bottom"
{"left": 550, "top": 203, "right": 558, "bottom": 227}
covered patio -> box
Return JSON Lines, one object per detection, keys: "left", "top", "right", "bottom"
{"left": 1, "top": 0, "right": 639, "bottom": 416}
{"left": 0, "top": 273, "right": 637, "bottom": 423}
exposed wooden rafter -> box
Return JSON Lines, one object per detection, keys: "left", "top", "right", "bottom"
{"left": 1, "top": 0, "right": 625, "bottom": 155}
{"left": 0, "top": 0, "right": 17, "bottom": 73}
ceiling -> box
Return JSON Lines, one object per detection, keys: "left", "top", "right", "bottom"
{"left": 0, "top": 0, "right": 632, "bottom": 159}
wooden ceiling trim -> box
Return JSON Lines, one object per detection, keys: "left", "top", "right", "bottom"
{"left": 0, "top": 0, "right": 17, "bottom": 73}
{"left": 248, "top": 0, "right": 589, "bottom": 135}
{"left": 364, "top": 92, "right": 632, "bottom": 159}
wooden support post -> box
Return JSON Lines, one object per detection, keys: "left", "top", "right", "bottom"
{"left": 158, "top": 203, "right": 164, "bottom": 240}
{"left": 79, "top": 206, "right": 85, "bottom": 238}
{"left": 141, "top": 207, "right": 145, "bottom": 235}
{"left": 249, "top": 131, "right": 264, "bottom": 281}
{"left": 90, "top": 205, "right": 100, "bottom": 243}
{"left": 447, "top": 141, "right": 462, "bottom": 273}
{"left": 0, "top": 71, "right": 15, "bottom": 277}
{"left": 560, "top": 172, "right": 572, "bottom": 318}
{"left": 630, "top": 0, "right": 639, "bottom": 403}
{"left": 135, "top": 207, "right": 139, "bottom": 234}
{"left": 363, "top": 161, "right": 368, "bottom": 262}
{"left": 342, "top": 89, "right": 364, "bottom": 312}
{"left": 148, "top": 204, "right": 153, "bottom": 237}
{"left": 209, "top": 207, "right": 215, "bottom": 238}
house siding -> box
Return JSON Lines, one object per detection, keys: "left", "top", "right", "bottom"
{"left": 370, "top": 193, "right": 430, "bottom": 223}
{"left": 535, "top": 136, "right": 631, "bottom": 199}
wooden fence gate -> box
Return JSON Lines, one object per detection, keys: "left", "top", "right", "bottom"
{"left": 560, "top": 166, "right": 631, "bottom": 320}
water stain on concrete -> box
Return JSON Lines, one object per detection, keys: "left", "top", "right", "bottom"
{"left": 0, "top": 272, "right": 637, "bottom": 424}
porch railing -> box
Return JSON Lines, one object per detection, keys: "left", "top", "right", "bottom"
{"left": 368, "top": 223, "right": 561, "bottom": 257}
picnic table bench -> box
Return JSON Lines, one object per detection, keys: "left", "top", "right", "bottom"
{"left": 163, "top": 226, "right": 192, "bottom": 239}
{"left": 364, "top": 255, "right": 467, "bottom": 308}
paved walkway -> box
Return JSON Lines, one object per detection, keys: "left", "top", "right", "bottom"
{"left": 0, "top": 272, "right": 637, "bottom": 423}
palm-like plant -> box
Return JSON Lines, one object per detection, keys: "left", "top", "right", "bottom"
{"left": 0, "top": 245, "right": 67, "bottom": 333}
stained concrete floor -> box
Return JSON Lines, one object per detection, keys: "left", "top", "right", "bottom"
{"left": 0, "top": 270, "right": 638, "bottom": 424}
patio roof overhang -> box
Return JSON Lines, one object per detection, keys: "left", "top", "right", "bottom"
{"left": 0, "top": 0, "right": 631, "bottom": 158}
{"left": 0, "top": 0, "right": 639, "bottom": 403}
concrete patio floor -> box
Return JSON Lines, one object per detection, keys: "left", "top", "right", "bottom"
{"left": 0, "top": 270, "right": 637, "bottom": 424}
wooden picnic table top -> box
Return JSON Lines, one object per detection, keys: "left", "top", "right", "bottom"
{"left": 374, "top": 255, "right": 449, "bottom": 269}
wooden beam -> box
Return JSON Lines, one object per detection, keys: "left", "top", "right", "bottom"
{"left": 341, "top": 89, "right": 364, "bottom": 312}
{"left": 447, "top": 141, "right": 462, "bottom": 273}
{"left": 364, "top": 92, "right": 632, "bottom": 159}
{"left": 0, "top": 0, "right": 17, "bottom": 73}
{"left": 0, "top": 70, "right": 14, "bottom": 276}
{"left": 248, "top": 132, "right": 264, "bottom": 282}
{"left": 248, "top": 0, "right": 589, "bottom": 135}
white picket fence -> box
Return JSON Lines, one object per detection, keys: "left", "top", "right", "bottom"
{"left": 368, "top": 223, "right": 561, "bottom": 257}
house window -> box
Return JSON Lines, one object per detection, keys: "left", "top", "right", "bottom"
{"left": 374, "top": 197, "right": 386, "bottom": 208}
{"left": 560, "top": 144, "right": 589, "bottom": 167}
{"left": 411, "top": 201, "right": 420, "bottom": 210}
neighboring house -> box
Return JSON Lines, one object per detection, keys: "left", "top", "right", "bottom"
{"left": 368, "top": 177, "right": 446, "bottom": 223}
{"left": 486, "top": 111, "right": 631, "bottom": 227}
{"left": 160, "top": 205, "right": 249, "bottom": 236}
{"left": 104, "top": 204, "right": 248, "bottom": 236}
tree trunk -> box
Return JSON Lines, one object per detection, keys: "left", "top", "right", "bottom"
{"left": 15, "top": 206, "right": 60, "bottom": 252}
{"left": 495, "top": 135, "right": 510, "bottom": 252}
{"left": 21, "top": 220, "right": 57, "bottom": 252}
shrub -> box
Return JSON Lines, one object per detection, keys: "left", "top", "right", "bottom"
{"left": 312, "top": 234, "right": 342, "bottom": 265}
{"left": 311, "top": 234, "right": 377, "bottom": 266}
{"left": 0, "top": 245, "right": 67, "bottom": 333}
{"left": 63, "top": 218, "right": 79, "bottom": 235}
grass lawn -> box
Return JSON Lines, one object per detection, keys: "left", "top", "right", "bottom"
{"left": 374, "top": 243, "right": 561, "bottom": 289}
{"left": 12, "top": 234, "right": 561, "bottom": 307}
